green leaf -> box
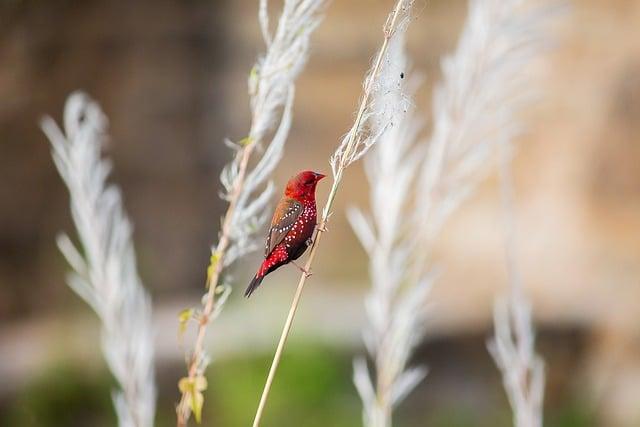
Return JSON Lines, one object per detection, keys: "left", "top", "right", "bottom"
{"left": 178, "top": 376, "right": 208, "bottom": 423}
{"left": 248, "top": 66, "right": 259, "bottom": 95}
{"left": 206, "top": 250, "right": 221, "bottom": 287}
{"left": 190, "top": 391, "right": 204, "bottom": 424}
{"left": 191, "top": 376, "right": 208, "bottom": 424}
{"left": 178, "top": 308, "right": 194, "bottom": 336}
{"left": 238, "top": 136, "right": 254, "bottom": 147}
{"left": 249, "top": 65, "right": 258, "bottom": 79}
{"left": 178, "top": 377, "right": 192, "bottom": 394}
{"left": 194, "top": 376, "right": 208, "bottom": 392}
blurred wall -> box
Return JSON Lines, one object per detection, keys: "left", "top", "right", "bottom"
{"left": 0, "top": 0, "right": 232, "bottom": 318}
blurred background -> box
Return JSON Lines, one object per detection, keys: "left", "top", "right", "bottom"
{"left": 1, "top": 0, "right": 639, "bottom": 426}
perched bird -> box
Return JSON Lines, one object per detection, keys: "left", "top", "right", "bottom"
{"left": 245, "top": 170, "right": 326, "bottom": 297}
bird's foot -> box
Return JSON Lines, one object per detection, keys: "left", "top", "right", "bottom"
{"left": 305, "top": 238, "right": 313, "bottom": 247}
{"left": 291, "top": 261, "right": 312, "bottom": 278}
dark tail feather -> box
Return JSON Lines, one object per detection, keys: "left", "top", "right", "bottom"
{"left": 244, "top": 274, "right": 264, "bottom": 298}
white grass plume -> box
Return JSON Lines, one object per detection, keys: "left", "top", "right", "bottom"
{"left": 488, "top": 146, "right": 545, "bottom": 427}
{"left": 252, "top": 2, "right": 417, "bottom": 426}
{"left": 418, "top": 0, "right": 558, "bottom": 425}
{"left": 178, "top": 0, "right": 328, "bottom": 424}
{"left": 346, "top": 7, "right": 431, "bottom": 427}
{"left": 330, "top": 0, "right": 414, "bottom": 186}
{"left": 489, "top": 294, "right": 545, "bottom": 427}
{"left": 416, "top": 0, "right": 560, "bottom": 246}
{"left": 351, "top": 0, "right": 559, "bottom": 425}
{"left": 42, "top": 91, "right": 156, "bottom": 427}
{"left": 487, "top": 72, "right": 554, "bottom": 425}
{"left": 221, "top": 0, "right": 328, "bottom": 266}
{"left": 349, "top": 67, "right": 431, "bottom": 427}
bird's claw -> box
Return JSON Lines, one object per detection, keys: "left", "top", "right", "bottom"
{"left": 298, "top": 266, "right": 313, "bottom": 278}
{"left": 292, "top": 261, "right": 312, "bottom": 278}
{"left": 305, "top": 238, "right": 313, "bottom": 247}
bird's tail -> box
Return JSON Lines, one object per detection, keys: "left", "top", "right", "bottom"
{"left": 244, "top": 274, "right": 264, "bottom": 298}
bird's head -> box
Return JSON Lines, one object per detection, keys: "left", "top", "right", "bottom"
{"left": 285, "top": 170, "right": 326, "bottom": 201}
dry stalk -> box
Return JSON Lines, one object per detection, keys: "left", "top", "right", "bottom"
{"left": 176, "top": 145, "right": 255, "bottom": 427}
{"left": 176, "top": 0, "right": 328, "bottom": 423}
{"left": 251, "top": 1, "right": 414, "bottom": 426}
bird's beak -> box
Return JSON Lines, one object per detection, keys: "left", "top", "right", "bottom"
{"left": 314, "top": 172, "right": 326, "bottom": 181}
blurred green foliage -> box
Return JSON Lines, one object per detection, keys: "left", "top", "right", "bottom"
{"left": 4, "top": 362, "right": 115, "bottom": 427}
{"left": 208, "top": 342, "right": 361, "bottom": 427}
{"left": 1, "top": 343, "right": 597, "bottom": 427}
{"left": 546, "top": 399, "right": 597, "bottom": 427}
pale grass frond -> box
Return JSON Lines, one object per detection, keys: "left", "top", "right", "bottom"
{"left": 226, "top": 87, "right": 295, "bottom": 266}
{"left": 178, "top": 1, "right": 328, "bottom": 425}
{"left": 248, "top": 0, "right": 326, "bottom": 145}
{"left": 349, "top": 39, "right": 435, "bottom": 426}
{"left": 353, "top": 358, "right": 377, "bottom": 427}
{"left": 488, "top": 113, "right": 547, "bottom": 427}
{"left": 56, "top": 233, "right": 88, "bottom": 276}
{"left": 433, "top": 1, "right": 561, "bottom": 427}
{"left": 259, "top": 0, "right": 272, "bottom": 46}
{"left": 329, "top": 2, "right": 414, "bottom": 181}
{"left": 346, "top": 208, "right": 376, "bottom": 257}
{"left": 415, "top": 0, "right": 560, "bottom": 250}
{"left": 488, "top": 295, "right": 545, "bottom": 427}
{"left": 390, "top": 366, "right": 427, "bottom": 407}
{"left": 352, "top": 1, "right": 559, "bottom": 425}
{"left": 43, "top": 91, "right": 156, "bottom": 427}
{"left": 251, "top": 3, "right": 417, "bottom": 427}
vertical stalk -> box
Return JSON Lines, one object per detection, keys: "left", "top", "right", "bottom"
{"left": 177, "top": 144, "right": 256, "bottom": 427}
{"left": 250, "top": 1, "right": 409, "bottom": 425}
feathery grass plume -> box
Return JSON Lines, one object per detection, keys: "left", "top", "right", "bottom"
{"left": 176, "top": 0, "right": 328, "bottom": 425}
{"left": 348, "top": 55, "right": 431, "bottom": 427}
{"left": 487, "top": 144, "right": 545, "bottom": 427}
{"left": 414, "top": 0, "right": 557, "bottom": 425}
{"left": 351, "top": 0, "right": 560, "bottom": 425}
{"left": 250, "top": 2, "right": 416, "bottom": 426}
{"left": 418, "top": 1, "right": 557, "bottom": 426}
{"left": 415, "top": 0, "right": 560, "bottom": 249}
{"left": 42, "top": 91, "right": 156, "bottom": 427}
{"left": 474, "top": 3, "right": 561, "bottom": 425}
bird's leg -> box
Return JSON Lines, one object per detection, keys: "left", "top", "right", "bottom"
{"left": 291, "top": 260, "right": 312, "bottom": 278}
{"left": 305, "top": 237, "right": 313, "bottom": 247}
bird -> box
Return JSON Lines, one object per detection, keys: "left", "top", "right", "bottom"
{"left": 244, "top": 170, "right": 326, "bottom": 297}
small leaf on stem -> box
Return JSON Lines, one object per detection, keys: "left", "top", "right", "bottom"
{"left": 206, "top": 250, "right": 221, "bottom": 286}
{"left": 178, "top": 308, "right": 195, "bottom": 336}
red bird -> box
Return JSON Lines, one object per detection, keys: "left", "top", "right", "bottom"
{"left": 245, "top": 170, "right": 326, "bottom": 297}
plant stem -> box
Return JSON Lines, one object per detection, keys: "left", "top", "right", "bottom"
{"left": 177, "top": 143, "right": 256, "bottom": 427}
{"left": 250, "top": 2, "right": 408, "bottom": 425}
{"left": 374, "top": 367, "right": 392, "bottom": 427}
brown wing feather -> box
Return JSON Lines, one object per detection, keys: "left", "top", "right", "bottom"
{"left": 265, "top": 198, "right": 303, "bottom": 256}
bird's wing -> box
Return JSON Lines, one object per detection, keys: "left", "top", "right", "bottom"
{"left": 265, "top": 197, "right": 303, "bottom": 256}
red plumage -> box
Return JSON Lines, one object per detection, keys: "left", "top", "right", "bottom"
{"left": 245, "top": 170, "right": 326, "bottom": 297}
